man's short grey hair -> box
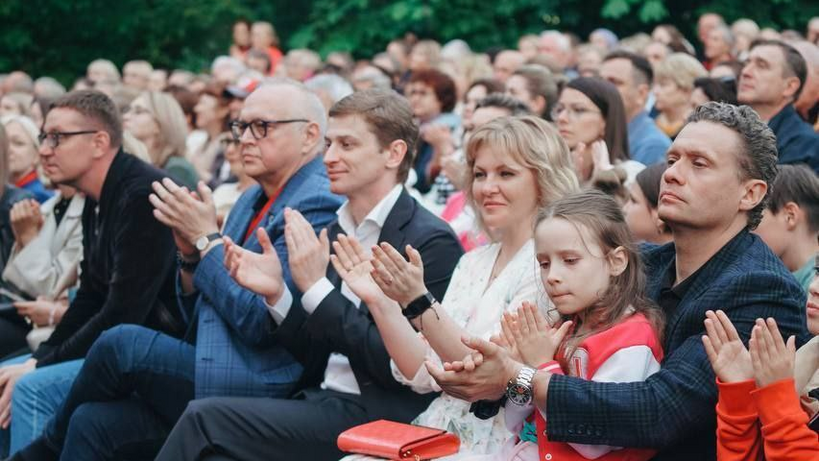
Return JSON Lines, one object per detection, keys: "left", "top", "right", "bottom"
{"left": 686, "top": 102, "right": 778, "bottom": 229}
{"left": 259, "top": 78, "right": 328, "bottom": 147}
{"left": 441, "top": 39, "right": 472, "bottom": 61}
{"left": 34, "top": 76, "right": 66, "bottom": 99}
{"left": 305, "top": 74, "right": 354, "bottom": 105}
{"left": 540, "top": 30, "right": 571, "bottom": 52}
{"left": 353, "top": 66, "right": 392, "bottom": 89}
{"left": 211, "top": 56, "right": 246, "bottom": 75}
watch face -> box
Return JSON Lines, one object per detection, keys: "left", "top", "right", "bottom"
{"left": 195, "top": 236, "right": 207, "bottom": 251}
{"left": 507, "top": 384, "right": 532, "bottom": 405}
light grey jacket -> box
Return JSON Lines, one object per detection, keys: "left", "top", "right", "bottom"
{"left": 2, "top": 193, "right": 84, "bottom": 299}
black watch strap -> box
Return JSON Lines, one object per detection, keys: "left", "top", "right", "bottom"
{"left": 402, "top": 292, "right": 437, "bottom": 320}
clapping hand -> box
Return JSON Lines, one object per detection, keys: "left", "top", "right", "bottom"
{"left": 283, "top": 208, "right": 330, "bottom": 293}
{"left": 330, "top": 235, "right": 392, "bottom": 309}
{"left": 370, "top": 243, "right": 428, "bottom": 308}
{"left": 590, "top": 140, "right": 613, "bottom": 175}
{"left": 507, "top": 302, "right": 571, "bottom": 367}
{"left": 427, "top": 335, "right": 518, "bottom": 402}
{"left": 702, "top": 310, "right": 754, "bottom": 383}
{"left": 224, "top": 228, "right": 284, "bottom": 305}
{"left": 749, "top": 318, "right": 796, "bottom": 388}
{"left": 10, "top": 199, "right": 43, "bottom": 247}
{"left": 150, "top": 179, "right": 220, "bottom": 256}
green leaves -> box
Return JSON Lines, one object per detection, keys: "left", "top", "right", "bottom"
{"left": 1, "top": 0, "right": 817, "bottom": 86}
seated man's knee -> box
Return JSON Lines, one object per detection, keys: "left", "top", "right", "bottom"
{"left": 182, "top": 398, "right": 229, "bottom": 423}
{"left": 88, "top": 324, "right": 153, "bottom": 364}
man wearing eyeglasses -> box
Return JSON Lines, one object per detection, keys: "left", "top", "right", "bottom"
{"left": 0, "top": 90, "right": 186, "bottom": 458}
{"left": 7, "top": 81, "right": 342, "bottom": 461}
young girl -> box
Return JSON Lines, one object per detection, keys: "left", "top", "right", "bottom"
{"left": 467, "top": 189, "right": 665, "bottom": 461}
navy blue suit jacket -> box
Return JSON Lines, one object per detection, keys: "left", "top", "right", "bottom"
{"left": 272, "top": 189, "right": 464, "bottom": 422}
{"left": 545, "top": 229, "right": 808, "bottom": 461}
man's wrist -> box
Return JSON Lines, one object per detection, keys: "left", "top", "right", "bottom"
{"left": 532, "top": 369, "right": 552, "bottom": 410}
{"left": 264, "top": 286, "right": 285, "bottom": 306}
{"left": 199, "top": 238, "right": 224, "bottom": 258}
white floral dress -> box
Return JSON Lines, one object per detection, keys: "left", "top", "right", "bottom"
{"left": 342, "top": 240, "right": 553, "bottom": 460}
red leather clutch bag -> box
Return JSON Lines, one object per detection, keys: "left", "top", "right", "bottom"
{"left": 337, "top": 419, "right": 460, "bottom": 460}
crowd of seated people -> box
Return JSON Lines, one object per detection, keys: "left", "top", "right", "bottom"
{"left": 0, "top": 11, "right": 816, "bottom": 461}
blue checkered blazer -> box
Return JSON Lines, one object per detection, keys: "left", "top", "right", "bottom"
{"left": 179, "top": 156, "right": 343, "bottom": 399}
{"left": 545, "top": 229, "right": 809, "bottom": 461}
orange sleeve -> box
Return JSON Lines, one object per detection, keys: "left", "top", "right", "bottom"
{"left": 752, "top": 378, "right": 819, "bottom": 461}
{"left": 716, "top": 379, "right": 764, "bottom": 461}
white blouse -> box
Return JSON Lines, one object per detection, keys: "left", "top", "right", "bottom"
{"left": 390, "top": 239, "right": 553, "bottom": 457}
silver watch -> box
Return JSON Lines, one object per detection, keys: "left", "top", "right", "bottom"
{"left": 195, "top": 233, "right": 222, "bottom": 251}
{"left": 506, "top": 366, "right": 537, "bottom": 406}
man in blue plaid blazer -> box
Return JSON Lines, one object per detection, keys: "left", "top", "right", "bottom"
{"left": 430, "top": 103, "right": 810, "bottom": 461}
{"left": 7, "top": 82, "right": 343, "bottom": 461}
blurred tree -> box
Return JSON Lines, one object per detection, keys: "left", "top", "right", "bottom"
{"left": 0, "top": 0, "right": 816, "bottom": 85}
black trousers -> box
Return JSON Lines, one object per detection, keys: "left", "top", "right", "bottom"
{"left": 154, "top": 388, "right": 370, "bottom": 461}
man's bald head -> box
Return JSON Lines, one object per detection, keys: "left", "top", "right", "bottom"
{"left": 251, "top": 79, "right": 327, "bottom": 142}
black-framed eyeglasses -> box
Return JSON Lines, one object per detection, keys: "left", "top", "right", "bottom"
{"left": 38, "top": 130, "right": 99, "bottom": 149}
{"left": 229, "top": 119, "right": 310, "bottom": 141}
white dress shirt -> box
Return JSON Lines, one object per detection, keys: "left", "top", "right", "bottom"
{"left": 266, "top": 185, "right": 404, "bottom": 395}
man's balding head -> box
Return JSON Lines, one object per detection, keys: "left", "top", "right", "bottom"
{"left": 237, "top": 80, "right": 327, "bottom": 190}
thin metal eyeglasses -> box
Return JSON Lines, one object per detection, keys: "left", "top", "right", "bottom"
{"left": 38, "top": 130, "right": 99, "bottom": 149}
{"left": 550, "top": 104, "right": 602, "bottom": 121}
{"left": 229, "top": 119, "right": 309, "bottom": 141}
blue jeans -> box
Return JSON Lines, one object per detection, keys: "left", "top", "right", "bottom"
{"left": 41, "top": 325, "right": 195, "bottom": 461}
{"left": 0, "top": 355, "right": 83, "bottom": 456}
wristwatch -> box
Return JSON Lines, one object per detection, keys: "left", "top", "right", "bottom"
{"left": 402, "top": 292, "right": 437, "bottom": 320}
{"left": 195, "top": 232, "right": 222, "bottom": 251}
{"left": 506, "top": 366, "right": 537, "bottom": 406}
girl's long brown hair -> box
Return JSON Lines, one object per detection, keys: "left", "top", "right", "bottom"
{"left": 536, "top": 189, "right": 665, "bottom": 371}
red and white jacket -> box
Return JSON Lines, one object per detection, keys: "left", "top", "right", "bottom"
{"left": 505, "top": 313, "right": 664, "bottom": 460}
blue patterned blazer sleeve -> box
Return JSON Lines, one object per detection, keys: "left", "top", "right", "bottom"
{"left": 192, "top": 174, "right": 342, "bottom": 348}
{"left": 544, "top": 266, "right": 807, "bottom": 449}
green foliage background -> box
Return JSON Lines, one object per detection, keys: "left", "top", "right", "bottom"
{"left": 1, "top": 0, "right": 817, "bottom": 85}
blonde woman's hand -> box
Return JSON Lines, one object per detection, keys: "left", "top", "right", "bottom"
{"left": 370, "top": 242, "right": 428, "bottom": 308}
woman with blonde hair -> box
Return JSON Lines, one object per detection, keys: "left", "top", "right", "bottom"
{"left": 652, "top": 53, "right": 708, "bottom": 138}
{"left": 1, "top": 115, "right": 52, "bottom": 203}
{"left": 123, "top": 91, "right": 199, "bottom": 189}
{"left": 332, "top": 115, "right": 580, "bottom": 458}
